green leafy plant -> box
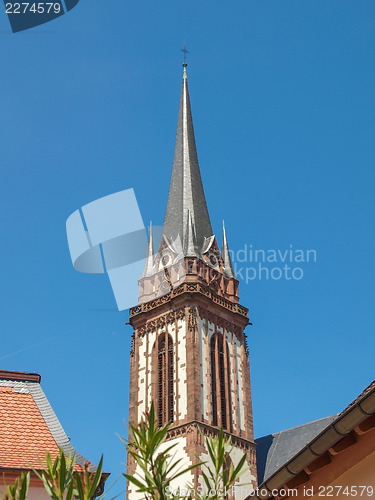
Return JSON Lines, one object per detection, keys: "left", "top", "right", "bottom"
{"left": 33, "top": 449, "right": 105, "bottom": 500}
{"left": 2, "top": 473, "right": 30, "bottom": 500}
{"left": 2, "top": 414, "right": 249, "bottom": 500}
{"left": 120, "top": 402, "right": 200, "bottom": 499}
{"left": 33, "top": 449, "right": 75, "bottom": 500}
{"left": 74, "top": 457, "right": 105, "bottom": 500}
{"left": 196, "top": 428, "right": 249, "bottom": 500}
{"left": 121, "top": 403, "right": 250, "bottom": 499}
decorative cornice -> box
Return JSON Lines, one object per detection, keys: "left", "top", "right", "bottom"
{"left": 130, "top": 282, "right": 248, "bottom": 320}
{"left": 136, "top": 307, "right": 185, "bottom": 337}
{"left": 166, "top": 421, "right": 256, "bottom": 453}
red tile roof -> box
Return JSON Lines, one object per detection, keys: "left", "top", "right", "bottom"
{"left": 0, "top": 386, "right": 60, "bottom": 469}
{"left": 0, "top": 370, "right": 89, "bottom": 472}
{"left": 340, "top": 379, "right": 375, "bottom": 414}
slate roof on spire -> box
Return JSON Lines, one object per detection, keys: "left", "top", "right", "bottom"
{"left": 162, "top": 67, "right": 213, "bottom": 255}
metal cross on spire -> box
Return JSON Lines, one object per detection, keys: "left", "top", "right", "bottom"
{"left": 181, "top": 42, "right": 189, "bottom": 67}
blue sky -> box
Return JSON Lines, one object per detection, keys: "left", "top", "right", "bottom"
{"left": 1, "top": 0, "right": 374, "bottom": 494}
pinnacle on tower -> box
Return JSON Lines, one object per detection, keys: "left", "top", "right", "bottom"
{"left": 222, "top": 221, "right": 236, "bottom": 279}
{"left": 184, "top": 210, "right": 198, "bottom": 257}
{"left": 140, "top": 222, "right": 155, "bottom": 278}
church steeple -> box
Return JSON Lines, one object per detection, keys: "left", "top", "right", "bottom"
{"left": 162, "top": 66, "right": 213, "bottom": 254}
{"left": 127, "top": 65, "right": 257, "bottom": 499}
{"left": 139, "top": 65, "right": 240, "bottom": 305}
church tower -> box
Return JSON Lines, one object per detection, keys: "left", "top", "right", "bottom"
{"left": 127, "top": 64, "right": 257, "bottom": 499}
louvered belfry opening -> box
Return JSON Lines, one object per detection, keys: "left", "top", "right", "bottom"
{"left": 158, "top": 333, "right": 174, "bottom": 427}
{"left": 210, "top": 333, "right": 232, "bottom": 432}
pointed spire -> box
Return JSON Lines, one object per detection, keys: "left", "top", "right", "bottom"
{"left": 222, "top": 221, "right": 236, "bottom": 279}
{"left": 140, "top": 222, "right": 155, "bottom": 278}
{"left": 184, "top": 210, "right": 198, "bottom": 257}
{"left": 162, "top": 66, "right": 213, "bottom": 255}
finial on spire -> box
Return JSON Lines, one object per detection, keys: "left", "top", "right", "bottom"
{"left": 181, "top": 42, "right": 189, "bottom": 69}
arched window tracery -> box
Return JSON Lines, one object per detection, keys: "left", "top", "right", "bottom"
{"left": 210, "top": 332, "right": 232, "bottom": 431}
{"left": 158, "top": 333, "right": 173, "bottom": 426}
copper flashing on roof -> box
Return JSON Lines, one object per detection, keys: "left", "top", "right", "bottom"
{"left": 0, "top": 370, "right": 41, "bottom": 383}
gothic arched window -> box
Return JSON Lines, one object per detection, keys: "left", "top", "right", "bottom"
{"left": 158, "top": 333, "right": 174, "bottom": 426}
{"left": 210, "top": 333, "right": 232, "bottom": 431}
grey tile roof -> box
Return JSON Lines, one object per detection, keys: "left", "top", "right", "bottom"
{"left": 0, "top": 377, "right": 94, "bottom": 470}
{"left": 255, "top": 415, "right": 338, "bottom": 484}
